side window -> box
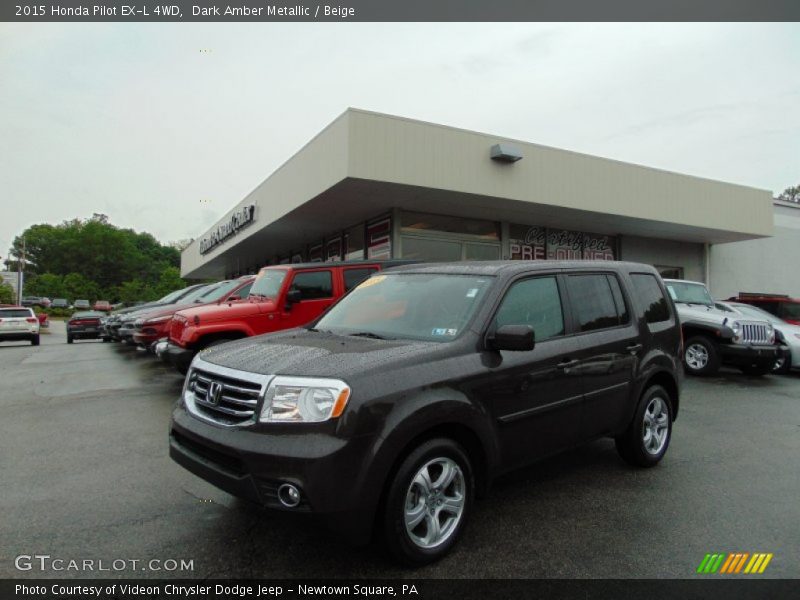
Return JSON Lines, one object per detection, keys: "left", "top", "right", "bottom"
{"left": 290, "top": 271, "right": 333, "bottom": 300}
{"left": 343, "top": 268, "right": 378, "bottom": 292}
{"left": 235, "top": 282, "right": 253, "bottom": 298}
{"left": 495, "top": 276, "right": 564, "bottom": 342}
{"left": 566, "top": 274, "right": 625, "bottom": 332}
{"left": 630, "top": 274, "right": 671, "bottom": 323}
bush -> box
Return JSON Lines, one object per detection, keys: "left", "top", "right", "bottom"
{"left": 0, "top": 282, "right": 14, "bottom": 304}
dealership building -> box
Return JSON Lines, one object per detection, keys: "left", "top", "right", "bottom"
{"left": 181, "top": 108, "right": 785, "bottom": 294}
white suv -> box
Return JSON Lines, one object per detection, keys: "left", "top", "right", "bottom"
{"left": 663, "top": 279, "right": 779, "bottom": 376}
{"left": 0, "top": 306, "right": 41, "bottom": 346}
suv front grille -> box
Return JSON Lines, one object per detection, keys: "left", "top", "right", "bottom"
{"left": 739, "top": 322, "right": 770, "bottom": 344}
{"left": 186, "top": 359, "right": 271, "bottom": 426}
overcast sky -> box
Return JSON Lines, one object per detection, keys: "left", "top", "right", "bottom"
{"left": 1, "top": 23, "right": 798, "bottom": 259}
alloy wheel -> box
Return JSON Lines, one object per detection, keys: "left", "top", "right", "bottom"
{"left": 685, "top": 343, "right": 709, "bottom": 370}
{"left": 404, "top": 457, "right": 465, "bottom": 549}
{"left": 642, "top": 395, "right": 669, "bottom": 455}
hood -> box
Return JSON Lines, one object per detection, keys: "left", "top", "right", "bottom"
{"left": 199, "top": 328, "right": 455, "bottom": 380}
{"left": 176, "top": 298, "right": 271, "bottom": 323}
{"left": 675, "top": 303, "right": 741, "bottom": 325}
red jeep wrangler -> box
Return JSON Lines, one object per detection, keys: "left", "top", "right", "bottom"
{"left": 728, "top": 292, "right": 800, "bottom": 326}
{"left": 164, "top": 261, "right": 408, "bottom": 372}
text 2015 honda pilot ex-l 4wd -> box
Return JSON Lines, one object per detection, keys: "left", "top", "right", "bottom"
{"left": 170, "top": 261, "right": 682, "bottom": 564}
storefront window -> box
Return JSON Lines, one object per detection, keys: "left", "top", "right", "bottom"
{"left": 510, "top": 224, "right": 616, "bottom": 261}
{"left": 401, "top": 211, "right": 500, "bottom": 240}
{"left": 326, "top": 236, "right": 343, "bottom": 262}
{"left": 402, "top": 237, "right": 462, "bottom": 261}
{"left": 509, "top": 225, "right": 546, "bottom": 260}
{"left": 308, "top": 243, "right": 323, "bottom": 262}
{"left": 367, "top": 217, "right": 392, "bottom": 259}
{"left": 344, "top": 224, "right": 365, "bottom": 261}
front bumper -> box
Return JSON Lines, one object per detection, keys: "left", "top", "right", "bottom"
{"left": 163, "top": 342, "right": 195, "bottom": 371}
{"left": 719, "top": 343, "right": 780, "bottom": 368}
{"left": 169, "top": 407, "right": 376, "bottom": 543}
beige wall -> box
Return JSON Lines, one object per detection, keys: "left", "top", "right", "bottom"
{"left": 346, "top": 110, "right": 773, "bottom": 241}
{"left": 182, "top": 108, "right": 775, "bottom": 278}
{"left": 620, "top": 236, "right": 705, "bottom": 282}
{"left": 710, "top": 202, "right": 800, "bottom": 298}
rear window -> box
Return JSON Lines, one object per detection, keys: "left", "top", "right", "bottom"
{"left": 631, "top": 274, "right": 671, "bottom": 323}
{"left": 566, "top": 274, "right": 628, "bottom": 332}
{"left": 291, "top": 271, "right": 333, "bottom": 300}
{"left": 0, "top": 309, "right": 33, "bottom": 318}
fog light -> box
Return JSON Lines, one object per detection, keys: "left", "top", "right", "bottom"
{"left": 277, "top": 483, "right": 301, "bottom": 508}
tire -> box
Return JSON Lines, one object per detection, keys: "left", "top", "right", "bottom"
{"left": 615, "top": 385, "right": 673, "bottom": 468}
{"left": 31, "top": 335, "right": 40, "bottom": 346}
{"left": 102, "top": 337, "right": 111, "bottom": 343}
{"left": 382, "top": 438, "right": 473, "bottom": 566}
{"left": 67, "top": 336, "right": 73, "bottom": 344}
{"left": 772, "top": 350, "right": 792, "bottom": 375}
{"left": 683, "top": 336, "right": 720, "bottom": 376}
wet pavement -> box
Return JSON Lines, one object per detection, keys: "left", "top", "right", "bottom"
{"left": 1, "top": 324, "right": 798, "bottom": 578}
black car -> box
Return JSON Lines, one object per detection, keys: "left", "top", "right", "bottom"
{"left": 170, "top": 261, "right": 682, "bottom": 564}
{"left": 67, "top": 311, "right": 110, "bottom": 343}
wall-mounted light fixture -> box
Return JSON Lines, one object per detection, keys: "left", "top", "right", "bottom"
{"left": 490, "top": 143, "right": 523, "bottom": 163}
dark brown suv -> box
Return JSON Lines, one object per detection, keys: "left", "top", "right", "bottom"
{"left": 169, "top": 261, "right": 682, "bottom": 564}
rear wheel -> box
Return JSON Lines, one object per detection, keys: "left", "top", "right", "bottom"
{"left": 31, "top": 335, "right": 40, "bottom": 346}
{"left": 683, "top": 336, "right": 720, "bottom": 376}
{"left": 67, "top": 336, "right": 73, "bottom": 344}
{"left": 615, "top": 385, "right": 673, "bottom": 467}
{"left": 382, "top": 438, "right": 473, "bottom": 565}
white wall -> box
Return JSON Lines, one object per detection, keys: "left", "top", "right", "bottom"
{"left": 710, "top": 202, "right": 800, "bottom": 298}
{"left": 620, "top": 236, "right": 705, "bottom": 282}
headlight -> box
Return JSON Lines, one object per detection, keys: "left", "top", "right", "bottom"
{"left": 144, "top": 315, "right": 172, "bottom": 325}
{"left": 765, "top": 323, "right": 775, "bottom": 344}
{"left": 730, "top": 320, "right": 741, "bottom": 340}
{"left": 259, "top": 376, "right": 350, "bottom": 423}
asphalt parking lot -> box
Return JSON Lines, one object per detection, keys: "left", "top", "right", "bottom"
{"left": 1, "top": 323, "right": 798, "bottom": 579}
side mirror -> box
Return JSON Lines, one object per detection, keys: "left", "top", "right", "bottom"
{"left": 488, "top": 324, "right": 535, "bottom": 352}
{"left": 285, "top": 289, "right": 302, "bottom": 310}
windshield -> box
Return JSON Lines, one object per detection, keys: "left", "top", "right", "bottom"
{"left": 314, "top": 273, "right": 492, "bottom": 342}
{"left": 192, "top": 280, "right": 242, "bottom": 303}
{"left": 250, "top": 269, "right": 287, "bottom": 299}
{"left": 664, "top": 281, "right": 714, "bottom": 306}
{"left": 731, "top": 303, "right": 783, "bottom": 324}
{"left": 157, "top": 287, "right": 195, "bottom": 304}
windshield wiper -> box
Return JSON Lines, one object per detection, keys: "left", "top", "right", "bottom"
{"left": 348, "top": 331, "right": 394, "bottom": 340}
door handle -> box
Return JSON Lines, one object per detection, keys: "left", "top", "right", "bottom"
{"left": 626, "top": 343, "right": 643, "bottom": 354}
{"left": 556, "top": 359, "right": 579, "bottom": 369}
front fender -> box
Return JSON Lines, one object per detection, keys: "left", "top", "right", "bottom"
{"left": 349, "top": 387, "right": 500, "bottom": 524}
{"left": 681, "top": 319, "right": 734, "bottom": 342}
{"left": 184, "top": 322, "right": 254, "bottom": 346}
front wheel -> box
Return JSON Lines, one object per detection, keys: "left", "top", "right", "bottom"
{"left": 683, "top": 336, "right": 720, "bottom": 376}
{"left": 382, "top": 438, "right": 473, "bottom": 565}
{"left": 615, "top": 385, "right": 673, "bottom": 467}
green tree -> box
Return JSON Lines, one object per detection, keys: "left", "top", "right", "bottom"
{"left": 777, "top": 185, "right": 799, "bottom": 204}
{"left": 117, "top": 280, "right": 155, "bottom": 303}
{"left": 152, "top": 266, "right": 186, "bottom": 299}
{"left": 0, "top": 282, "right": 14, "bottom": 304}
{"left": 62, "top": 272, "right": 100, "bottom": 302}
{"left": 24, "top": 273, "right": 66, "bottom": 299}
{"left": 4, "top": 215, "right": 183, "bottom": 302}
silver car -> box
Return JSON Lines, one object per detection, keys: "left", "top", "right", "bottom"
{"left": 0, "top": 306, "right": 41, "bottom": 346}
{"left": 716, "top": 301, "right": 800, "bottom": 374}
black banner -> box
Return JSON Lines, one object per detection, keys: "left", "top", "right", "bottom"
{"left": 2, "top": 579, "right": 798, "bottom": 600}
{"left": 3, "top": 0, "right": 800, "bottom": 22}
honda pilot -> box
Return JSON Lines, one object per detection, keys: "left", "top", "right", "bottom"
{"left": 170, "top": 261, "right": 682, "bottom": 564}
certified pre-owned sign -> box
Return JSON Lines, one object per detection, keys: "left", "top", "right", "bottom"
{"left": 199, "top": 204, "right": 255, "bottom": 255}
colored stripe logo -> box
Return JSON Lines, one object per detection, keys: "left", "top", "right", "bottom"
{"left": 697, "top": 552, "right": 773, "bottom": 574}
